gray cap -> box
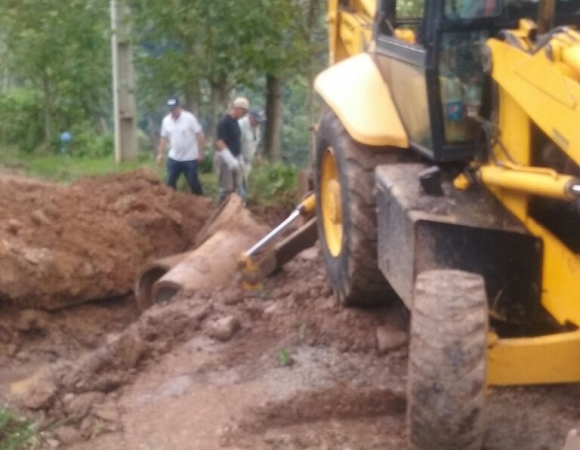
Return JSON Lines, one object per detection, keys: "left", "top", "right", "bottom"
{"left": 249, "top": 108, "right": 266, "bottom": 123}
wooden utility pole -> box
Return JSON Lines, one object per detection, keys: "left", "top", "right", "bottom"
{"left": 111, "top": 0, "right": 138, "bottom": 162}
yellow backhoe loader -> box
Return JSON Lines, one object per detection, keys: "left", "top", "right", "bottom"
{"left": 242, "top": 0, "right": 580, "bottom": 448}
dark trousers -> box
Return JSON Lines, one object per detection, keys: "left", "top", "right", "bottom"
{"left": 166, "top": 157, "right": 204, "bottom": 195}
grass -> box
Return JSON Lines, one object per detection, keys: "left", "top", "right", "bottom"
{"left": 0, "top": 146, "right": 299, "bottom": 208}
{"left": 277, "top": 348, "right": 294, "bottom": 367}
{"left": 0, "top": 409, "right": 40, "bottom": 450}
{"left": 0, "top": 146, "right": 161, "bottom": 183}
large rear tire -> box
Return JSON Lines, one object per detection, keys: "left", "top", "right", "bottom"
{"left": 314, "top": 110, "right": 400, "bottom": 307}
{"left": 408, "top": 270, "right": 488, "bottom": 450}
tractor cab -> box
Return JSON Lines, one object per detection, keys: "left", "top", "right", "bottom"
{"left": 373, "top": 0, "right": 580, "bottom": 162}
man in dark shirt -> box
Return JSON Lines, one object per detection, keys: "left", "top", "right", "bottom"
{"left": 216, "top": 97, "right": 249, "bottom": 203}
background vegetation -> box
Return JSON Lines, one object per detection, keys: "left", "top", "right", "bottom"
{"left": 0, "top": 0, "right": 327, "bottom": 166}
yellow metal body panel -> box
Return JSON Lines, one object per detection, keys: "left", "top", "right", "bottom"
{"left": 488, "top": 38, "right": 580, "bottom": 166}
{"left": 484, "top": 34, "right": 580, "bottom": 328}
{"left": 327, "top": 0, "right": 374, "bottom": 64}
{"left": 315, "top": 54, "right": 409, "bottom": 147}
{"left": 488, "top": 331, "right": 580, "bottom": 385}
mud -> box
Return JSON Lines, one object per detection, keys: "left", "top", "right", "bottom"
{"left": 0, "top": 172, "right": 578, "bottom": 450}
{"left": 0, "top": 170, "right": 212, "bottom": 310}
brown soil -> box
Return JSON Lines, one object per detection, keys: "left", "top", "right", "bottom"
{"left": 0, "top": 170, "right": 212, "bottom": 310}
{"left": 0, "top": 172, "right": 578, "bottom": 450}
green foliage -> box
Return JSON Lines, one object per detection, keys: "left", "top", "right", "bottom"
{"left": 0, "top": 89, "right": 44, "bottom": 153}
{"left": 397, "top": 0, "right": 426, "bottom": 17}
{"left": 198, "top": 150, "right": 214, "bottom": 174}
{"left": 0, "top": 0, "right": 326, "bottom": 164}
{"left": 246, "top": 162, "right": 298, "bottom": 208}
{"left": 67, "top": 124, "right": 114, "bottom": 159}
{"left": 277, "top": 348, "right": 294, "bottom": 367}
{"left": 281, "top": 76, "right": 312, "bottom": 166}
{"left": 0, "top": 0, "right": 111, "bottom": 143}
{"left": 0, "top": 409, "right": 39, "bottom": 450}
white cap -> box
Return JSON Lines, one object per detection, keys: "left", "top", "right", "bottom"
{"left": 233, "top": 97, "right": 249, "bottom": 110}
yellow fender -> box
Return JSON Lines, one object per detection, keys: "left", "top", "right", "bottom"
{"left": 314, "top": 53, "right": 409, "bottom": 148}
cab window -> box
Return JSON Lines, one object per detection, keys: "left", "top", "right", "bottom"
{"left": 445, "top": 0, "right": 503, "bottom": 19}
{"left": 389, "top": 0, "right": 427, "bottom": 44}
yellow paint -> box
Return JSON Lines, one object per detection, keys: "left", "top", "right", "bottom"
{"left": 479, "top": 165, "right": 578, "bottom": 200}
{"left": 453, "top": 173, "right": 471, "bottom": 190}
{"left": 394, "top": 28, "right": 416, "bottom": 44}
{"left": 320, "top": 148, "right": 343, "bottom": 257}
{"left": 488, "top": 36, "right": 580, "bottom": 166}
{"left": 484, "top": 30, "right": 580, "bottom": 327}
{"left": 525, "top": 218, "right": 580, "bottom": 326}
{"left": 238, "top": 253, "right": 263, "bottom": 291}
{"left": 327, "top": 0, "right": 374, "bottom": 65}
{"left": 488, "top": 331, "right": 580, "bottom": 385}
{"left": 315, "top": 54, "right": 409, "bottom": 147}
{"left": 300, "top": 193, "right": 317, "bottom": 215}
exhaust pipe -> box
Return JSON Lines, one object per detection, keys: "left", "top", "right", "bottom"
{"left": 537, "top": 0, "right": 556, "bottom": 35}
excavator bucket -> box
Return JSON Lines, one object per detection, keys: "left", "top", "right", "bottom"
{"left": 238, "top": 194, "right": 318, "bottom": 291}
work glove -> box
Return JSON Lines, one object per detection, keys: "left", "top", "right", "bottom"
{"left": 220, "top": 148, "right": 240, "bottom": 171}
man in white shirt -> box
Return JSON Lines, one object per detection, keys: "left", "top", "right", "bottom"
{"left": 239, "top": 108, "right": 266, "bottom": 184}
{"left": 157, "top": 98, "right": 205, "bottom": 195}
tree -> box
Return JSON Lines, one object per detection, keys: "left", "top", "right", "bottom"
{"left": 131, "top": 0, "right": 326, "bottom": 162}
{"left": 0, "top": 0, "right": 111, "bottom": 144}
{"left": 131, "top": 0, "right": 263, "bottom": 141}
{"left": 232, "top": 0, "right": 325, "bottom": 162}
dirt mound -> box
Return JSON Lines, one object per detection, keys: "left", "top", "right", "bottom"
{"left": 0, "top": 170, "right": 213, "bottom": 310}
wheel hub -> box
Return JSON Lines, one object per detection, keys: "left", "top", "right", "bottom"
{"left": 327, "top": 180, "right": 342, "bottom": 224}
{"left": 320, "top": 148, "right": 343, "bottom": 257}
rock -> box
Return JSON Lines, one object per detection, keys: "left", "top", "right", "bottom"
{"left": 0, "top": 322, "right": 14, "bottom": 343}
{"left": 55, "top": 426, "right": 83, "bottom": 445}
{"left": 14, "top": 309, "right": 51, "bottom": 332}
{"left": 43, "top": 204, "right": 61, "bottom": 220}
{"left": 46, "top": 438, "right": 60, "bottom": 448}
{"left": 224, "top": 291, "right": 245, "bottom": 306}
{"left": 107, "top": 327, "right": 146, "bottom": 369}
{"left": 30, "top": 209, "right": 52, "bottom": 226}
{"left": 564, "top": 429, "right": 580, "bottom": 450}
{"left": 92, "top": 403, "right": 121, "bottom": 422}
{"left": 264, "top": 304, "right": 278, "bottom": 316}
{"left": 297, "top": 247, "right": 319, "bottom": 261}
{"left": 15, "top": 350, "right": 30, "bottom": 362}
{"left": 62, "top": 393, "right": 75, "bottom": 404}
{"left": 10, "top": 368, "right": 57, "bottom": 409}
{"left": 79, "top": 415, "right": 98, "bottom": 439}
{"left": 376, "top": 326, "right": 409, "bottom": 354}
{"left": 66, "top": 392, "right": 106, "bottom": 421}
{"left": 7, "top": 219, "right": 23, "bottom": 235}
{"left": 7, "top": 343, "right": 19, "bottom": 356}
{"left": 208, "top": 316, "right": 240, "bottom": 342}
{"left": 320, "top": 296, "right": 338, "bottom": 311}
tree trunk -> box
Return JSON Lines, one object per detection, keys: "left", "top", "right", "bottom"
{"left": 264, "top": 74, "right": 283, "bottom": 162}
{"left": 184, "top": 83, "right": 200, "bottom": 116}
{"left": 208, "top": 81, "right": 228, "bottom": 147}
